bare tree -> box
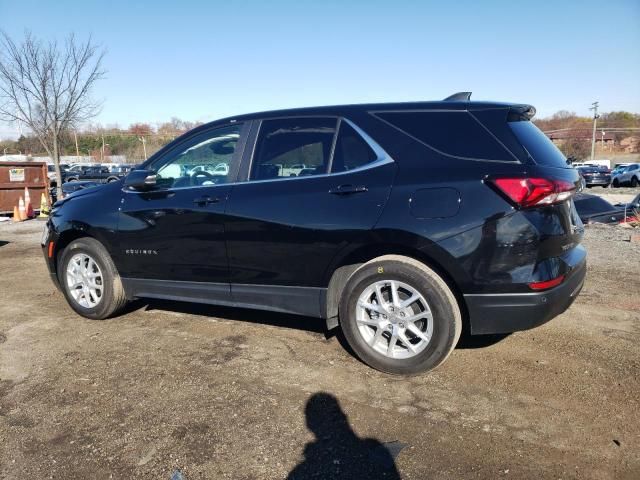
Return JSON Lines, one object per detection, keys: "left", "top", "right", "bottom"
{"left": 0, "top": 31, "right": 105, "bottom": 198}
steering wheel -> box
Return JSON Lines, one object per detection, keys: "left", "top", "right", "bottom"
{"left": 190, "top": 170, "right": 219, "bottom": 185}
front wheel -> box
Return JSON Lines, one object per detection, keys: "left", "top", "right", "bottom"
{"left": 632, "top": 177, "right": 639, "bottom": 187}
{"left": 58, "top": 237, "right": 128, "bottom": 319}
{"left": 339, "top": 255, "right": 461, "bottom": 375}
{"left": 613, "top": 179, "right": 620, "bottom": 188}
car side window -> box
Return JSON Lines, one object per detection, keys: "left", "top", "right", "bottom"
{"left": 250, "top": 117, "right": 337, "bottom": 180}
{"left": 154, "top": 124, "right": 241, "bottom": 188}
{"left": 376, "top": 111, "right": 515, "bottom": 162}
{"left": 331, "top": 121, "right": 378, "bottom": 173}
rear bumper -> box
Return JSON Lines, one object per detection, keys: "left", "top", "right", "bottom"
{"left": 464, "top": 256, "right": 586, "bottom": 335}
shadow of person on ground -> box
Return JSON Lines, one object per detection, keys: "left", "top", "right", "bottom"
{"left": 288, "top": 393, "right": 402, "bottom": 480}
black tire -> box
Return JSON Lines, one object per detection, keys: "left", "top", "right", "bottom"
{"left": 339, "top": 255, "right": 462, "bottom": 375}
{"left": 613, "top": 179, "right": 620, "bottom": 188}
{"left": 58, "top": 237, "right": 128, "bottom": 320}
{"left": 65, "top": 177, "right": 78, "bottom": 183}
{"left": 107, "top": 177, "right": 119, "bottom": 183}
{"left": 632, "top": 177, "right": 639, "bottom": 188}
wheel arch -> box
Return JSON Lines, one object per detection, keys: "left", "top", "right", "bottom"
{"left": 323, "top": 241, "right": 469, "bottom": 332}
{"left": 53, "top": 229, "right": 98, "bottom": 275}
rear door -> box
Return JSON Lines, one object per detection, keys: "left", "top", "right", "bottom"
{"left": 224, "top": 116, "right": 395, "bottom": 313}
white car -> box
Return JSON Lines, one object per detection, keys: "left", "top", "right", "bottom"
{"left": 612, "top": 163, "right": 640, "bottom": 188}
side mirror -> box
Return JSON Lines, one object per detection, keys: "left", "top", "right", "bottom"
{"left": 124, "top": 169, "right": 157, "bottom": 190}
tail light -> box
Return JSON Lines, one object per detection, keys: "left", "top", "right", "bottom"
{"left": 488, "top": 177, "right": 576, "bottom": 208}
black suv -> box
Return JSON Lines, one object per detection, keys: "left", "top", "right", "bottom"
{"left": 42, "top": 93, "right": 586, "bottom": 374}
{"left": 62, "top": 165, "right": 124, "bottom": 184}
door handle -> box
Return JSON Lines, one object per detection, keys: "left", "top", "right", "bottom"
{"left": 193, "top": 195, "right": 221, "bottom": 206}
{"left": 328, "top": 184, "right": 368, "bottom": 195}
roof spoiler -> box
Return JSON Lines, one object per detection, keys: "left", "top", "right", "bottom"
{"left": 443, "top": 92, "right": 472, "bottom": 101}
{"left": 507, "top": 105, "right": 537, "bottom": 121}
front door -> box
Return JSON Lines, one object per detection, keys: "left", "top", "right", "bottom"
{"left": 118, "top": 123, "right": 248, "bottom": 300}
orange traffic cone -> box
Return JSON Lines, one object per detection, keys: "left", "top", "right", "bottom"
{"left": 24, "top": 187, "right": 34, "bottom": 218}
{"left": 18, "top": 196, "right": 27, "bottom": 221}
{"left": 12, "top": 205, "right": 22, "bottom": 222}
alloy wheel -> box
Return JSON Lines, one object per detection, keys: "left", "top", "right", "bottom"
{"left": 66, "top": 253, "right": 104, "bottom": 308}
{"left": 355, "top": 280, "right": 433, "bottom": 359}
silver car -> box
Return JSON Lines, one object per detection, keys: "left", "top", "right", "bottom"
{"left": 612, "top": 163, "right": 640, "bottom": 187}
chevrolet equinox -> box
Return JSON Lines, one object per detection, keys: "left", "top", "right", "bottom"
{"left": 42, "top": 92, "right": 586, "bottom": 374}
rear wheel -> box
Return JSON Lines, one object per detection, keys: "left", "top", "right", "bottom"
{"left": 339, "top": 255, "right": 461, "bottom": 375}
{"left": 58, "top": 238, "right": 128, "bottom": 319}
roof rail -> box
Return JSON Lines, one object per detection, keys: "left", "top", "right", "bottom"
{"left": 443, "top": 92, "right": 472, "bottom": 102}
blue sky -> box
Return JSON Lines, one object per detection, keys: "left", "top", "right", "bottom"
{"left": 1, "top": 0, "right": 639, "bottom": 138}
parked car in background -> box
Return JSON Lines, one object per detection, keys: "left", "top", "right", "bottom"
{"left": 577, "top": 166, "right": 611, "bottom": 188}
{"left": 42, "top": 93, "right": 587, "bottom": 375}
{"left": 110, "top": 164, "right": 136, "bottom": 176}
{"left": 611, "top": 163, "right": 631, "bottom": 176}
{"left": 573, "top": 193, "right": 638, "bottom": 224}
{"left": 62, "top": 165, "right": 125, "bottom": 184}
{"left": 66, "top": 163, "right": 94, "bottom": 172}
{"left": 50, "top": 180, "right": 102, "bottom": 203}
{"left": 47, "top": 163, "right": 71, "bottom": 185}
{"left": 612, "top": 163, "right": 640, "bottom": 187}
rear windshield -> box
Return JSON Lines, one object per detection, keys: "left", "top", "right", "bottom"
{"left": 509, "top": 121, "right": 569, "bottom": 169}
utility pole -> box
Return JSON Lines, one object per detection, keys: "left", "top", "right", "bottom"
{"left": 589, "top": 101, "right": 599, "bottom": 161}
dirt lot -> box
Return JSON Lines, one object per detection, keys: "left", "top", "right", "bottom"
{"left": 0, "top": 219, "right": 639, "bottom": 479}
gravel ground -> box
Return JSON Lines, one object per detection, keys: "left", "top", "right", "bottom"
{"left": 0, "top": 219, "right": 639, "bottom": 480}
{"left": 585, "top": 186, "right": 638, "bottom": 206}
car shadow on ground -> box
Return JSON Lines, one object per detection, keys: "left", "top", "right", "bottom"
{"left": 135, "top": 299, "right": 327, "bottom": 334}
{"left": 134, "top": 298, "right": 511, "bottom": 354}
{"left": 287, "top": 392, "right": 403, "bottom": 480}
{"left": 456, "top": 331, "right": 511, "bottom": 349}
{"left": 0, "top": 240, "right": 9, "bottom": 247}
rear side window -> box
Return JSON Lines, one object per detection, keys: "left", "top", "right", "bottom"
{"left": 375, "top": 111, "right": 515, "bottom": 161}
{"left": 509, "top": 121, "right": 569, "bottom": 169}
{"left": 331, "top": 121, "right": 377, "bottom": 173}
{"left": 251, "top": 117, "right": 337, "bottom": 180}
